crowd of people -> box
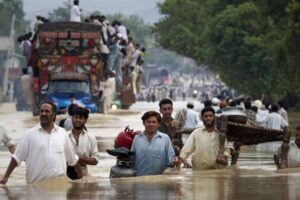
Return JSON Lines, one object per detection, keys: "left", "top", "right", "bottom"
{"left": 14, "top": 0, "right": 145, "bottom": 113}
{"left": 0, "top": 95, "right": 299, "bottom": 184}
{"left": 0, "top": 0, "right": 299, "bottom": 186}
{"left": 67, "top": 0, "right": 145, "bottom": 102}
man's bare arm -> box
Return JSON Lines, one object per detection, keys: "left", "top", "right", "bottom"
{"left": 8, "top": 145, "right": 15, "bottom": 154}
{"left": 0, "top": 158, "right": 18, "bottom": 185}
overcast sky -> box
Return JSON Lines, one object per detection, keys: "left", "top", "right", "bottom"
{"left": 22, "top": 0, "right": 164, "bottom": 24}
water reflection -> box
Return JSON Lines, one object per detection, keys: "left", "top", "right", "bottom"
{"left": 1, "top": 169, "right": 300, "bottom": 200}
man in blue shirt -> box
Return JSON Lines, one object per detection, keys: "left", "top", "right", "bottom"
{"left": 131, "top": 111, "right": 177, "bottom": 176}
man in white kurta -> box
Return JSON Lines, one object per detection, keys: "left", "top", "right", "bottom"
{"left": 275, "top": 126, "right": 300, "bottom": 168}
{"left": 70, "top": 0, "right": 81, "bottom": 22}
{"left": 0, "top": 102, "right": 80, "bottom": 184}
{"left": 287, "top": 127, "right": 300, "bottom": 168}
{"left": 68, "top": 107, "right": 100, "bottom": 176}
{"left": 178, "top": 107, "right": 229, "bottom": 170}
{"left": 266, "top": 104, "right": 288, "bottom": 130}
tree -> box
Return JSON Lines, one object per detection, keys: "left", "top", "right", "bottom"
{"left": 48, "top": 1, "right": 72, "bottom": 22}
{"left": 154, "top": 0, "right": 300, "bottom": 103}
{"left": 0, "top": 0, "right": 29, "bottom": 36}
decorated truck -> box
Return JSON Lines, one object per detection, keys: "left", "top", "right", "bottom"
{"left": 30, "top": 22, "right": 135, "bottom": 115}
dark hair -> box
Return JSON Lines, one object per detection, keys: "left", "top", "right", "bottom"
{"left": 74, "top": 0, "right": 79, "bottom": 5}
{"left": 73, "top": 107, "right": 89, "bottom": 119}
{"left": 68, "top": 103, "right": 78, "bottom": 116}
{"left": 22, "top": 68, "right": 28, "bottom": 75}
{"left": 26, "top": 32, "right": 32, "bottom": 39}
{"left": 187, "top": 104, "right": 194, "bottom": 109}
{"left": 17, "top": 35, "right": 25, "bottom": 43}
{"left": 204, "top": 100, "right": 212, "bottom": 107}
{"left": 271, "top": 104, "right": 279, "bottom": 112}
{"left": 229, "top": 100, "right": 237, "bottom": 107}
{"left": 244, "top": 100, "right": 252, "bottom": 109}
{"left": 201, "top": 107, "right": 215, "bottom": 116}
{"left": 141, "top": 111, "right": 161, "bottom": 123}
{"left": 251, "top": 106, "right": 258, "bottom": 113}
{"left": 41, "top": 101, "right": 57, "bottom": 114}
{"left": 159, "top": 98, "right": 173, "bottom": 108}
{"left": 277, "top": 100, "right": 284, "bottom": 108}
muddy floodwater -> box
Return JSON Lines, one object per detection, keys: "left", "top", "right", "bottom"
{"left": 0, "top": 102, "right": 300, "bottom": 200}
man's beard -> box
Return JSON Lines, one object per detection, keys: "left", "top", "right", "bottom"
{"left": 73, "top": 125, "right": 85, "bottom": 130}
{"left": 40, "top": 117, "right": 50, "bottom": 126}
{"left": 204, "top": 121, "right": 214, "bottom": 127}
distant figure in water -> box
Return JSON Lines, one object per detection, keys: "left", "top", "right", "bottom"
{"left": 274, "top": 126, "right": 300, "bottom": 169}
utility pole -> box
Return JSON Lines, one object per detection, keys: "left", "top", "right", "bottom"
{"left": 3, "top": 14, "right": 15, "bottom": 101}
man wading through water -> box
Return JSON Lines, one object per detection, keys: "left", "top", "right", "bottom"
{"left": 67, "top": 107, "right": 100, "bottom": 179}
{"left": 0, "top": 101, "right": 81, "bottom": 184}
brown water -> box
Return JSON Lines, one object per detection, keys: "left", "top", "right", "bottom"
{"left": 1, "top": 168, "right": 300, "bottom": 200}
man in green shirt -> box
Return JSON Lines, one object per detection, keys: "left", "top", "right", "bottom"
{"left": 158, "top": 98, "right": 182, "bottom": 155}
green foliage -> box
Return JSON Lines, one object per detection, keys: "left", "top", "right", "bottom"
{"left": 48, "top": 1, "right": 72, "bottom": 22}
{"left": 0, "top": 0, "right": 29, "bottom": 36}
{"left": 155, "top": 0, "right": 300, "bottom": 103}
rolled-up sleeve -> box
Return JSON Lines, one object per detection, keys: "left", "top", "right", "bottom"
{"left": 90, "top": 135, "right": 101, "bottom": 162}
{"left": 64, "top": 134, "right": 79, "bottom": 166}
{"left": 0, "top": 125, "right": 14, "bottom": 148}
{"left": 12, "top": 135, "right": 29, "bottom": 166}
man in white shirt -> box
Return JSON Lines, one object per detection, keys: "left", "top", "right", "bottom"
{"left": 0, "top": 124, "right": 15, "bottom": 154}
{"left": 182, "top": 101, "right": 201, "bottom": 129}
{"left": 286, "top": 127, "right": 300, "bottom": 168}
{"left": 0, "top": 101, "right": 81, "bottom": 184}
{"left": 176, "top": 107, "right": 229, "bottom": 170}
{"left": 275, "top": 126, "right": 300, "bottom": 168}
{"left": 277, "top": 100, "right": 289, "bottom": 124}
{"left": 266, "top": 104, "right": 288, "bottom": 130}
{"left": 67, "top": 107, "right": 100, "bottom": 177}
{"left": 70, "top": 0, "right": 81, "bottom": 22}
{"left": 253, "top": 99, "right": 268, "bottom": 128}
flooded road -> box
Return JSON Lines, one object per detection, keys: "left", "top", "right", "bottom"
{"left": 0, "top": 101, "right": 300, "bottom": 200}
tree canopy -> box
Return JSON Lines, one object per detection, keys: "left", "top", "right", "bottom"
{"left": 0, "top": 0, "right": 29, "bottom": 36}
{"left": 154, "top": 0, "right": 300, "bottom": 103}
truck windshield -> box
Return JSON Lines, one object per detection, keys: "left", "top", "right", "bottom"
{"left": 48, "top": 80, "right": 90, "bottom": 93}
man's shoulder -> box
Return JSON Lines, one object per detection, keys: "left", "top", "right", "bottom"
{"left": 156, "top": 131, "right": 171, "bottom": 140}
{"left": 53, "top": 124, "right": 68, "bottom": 136}
{"left": 191, "top": 126, "right": 206, "bottom": 134}
{"left": 85, "top": 131, "right": 97, "bottom": 140}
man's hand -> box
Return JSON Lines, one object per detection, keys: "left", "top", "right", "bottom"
{"left": 216, "top": 154, "right": 228, "bottom": 165}
{"left": 174, "top": 157, "right": 184, "bottom": 170}
{"left": 0, "top": 177, "right": 8, "bottom": 185}
{"left": 172, "top": 156, "right": 179, "bottom": 165}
